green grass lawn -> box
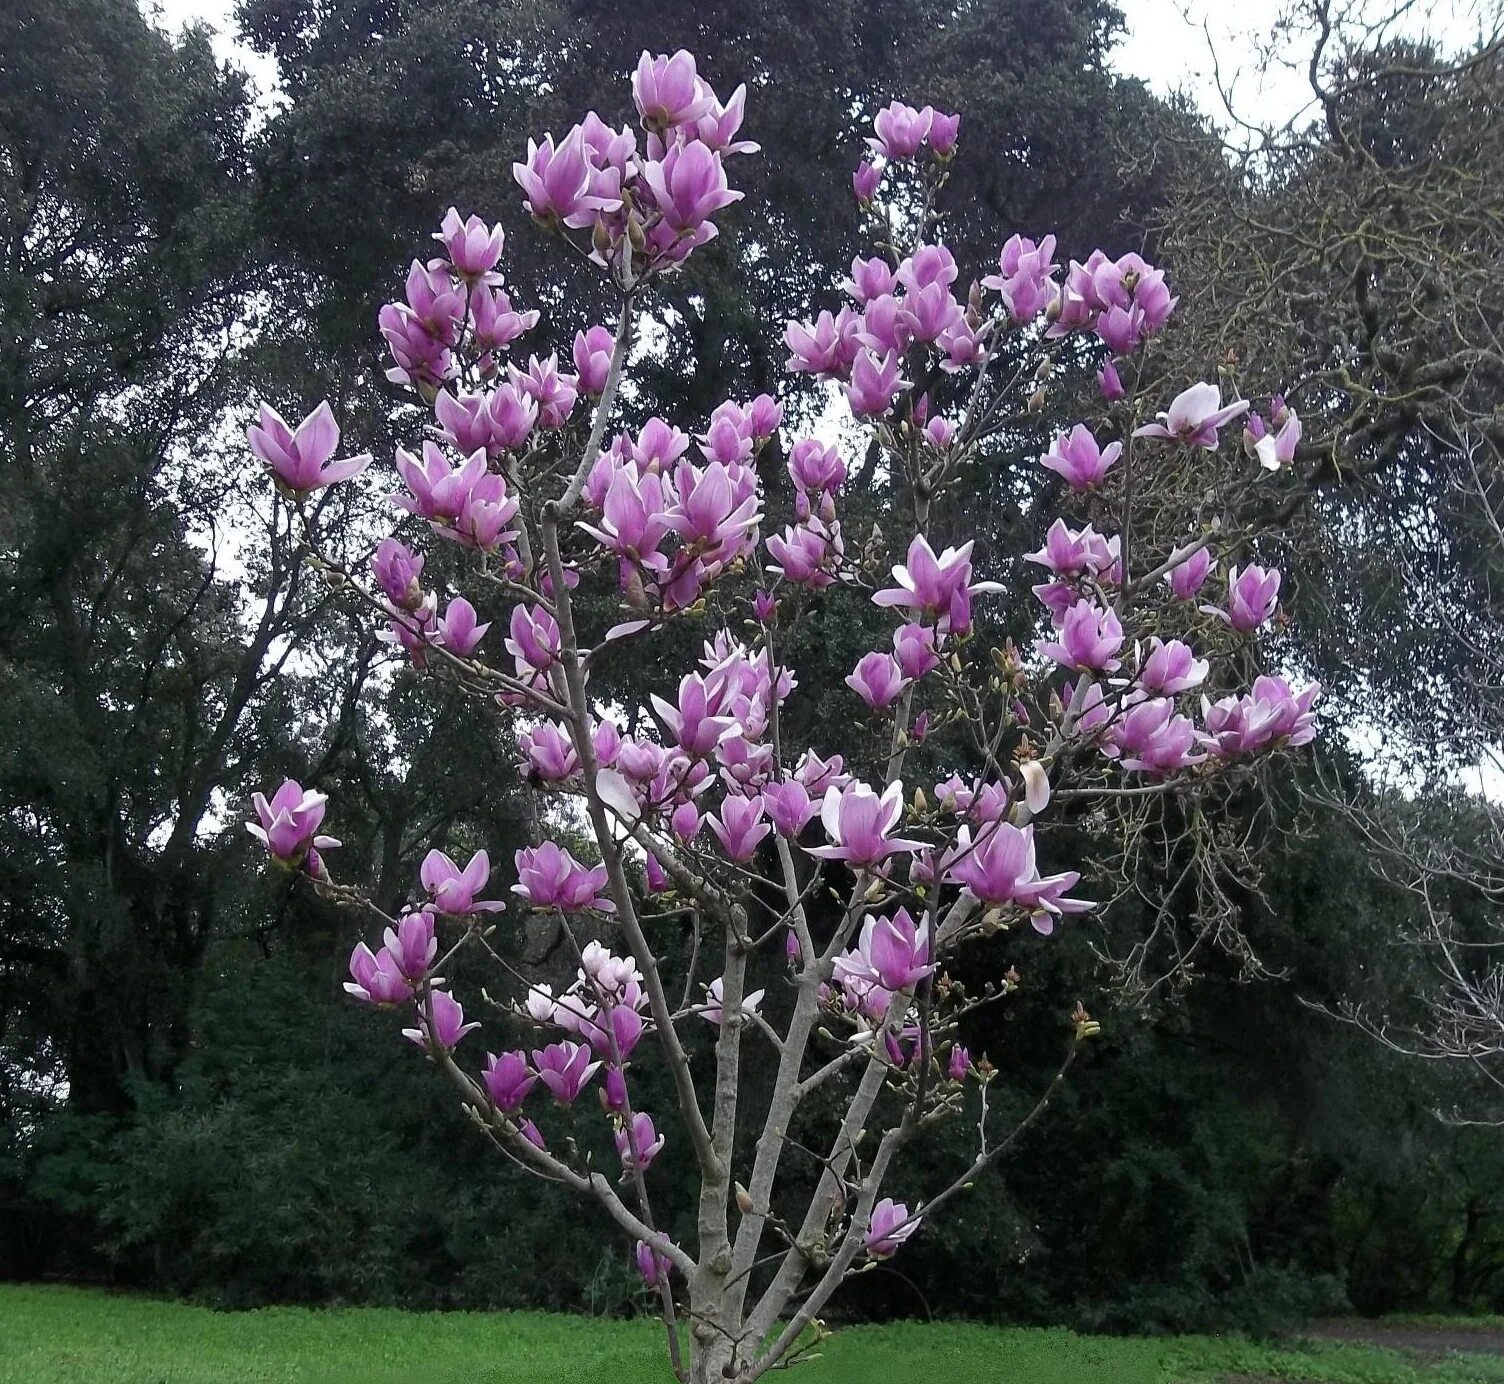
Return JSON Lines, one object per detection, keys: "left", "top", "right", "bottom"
{"left": 0, "top": 1286, "right": 1498, "bottom": 1384}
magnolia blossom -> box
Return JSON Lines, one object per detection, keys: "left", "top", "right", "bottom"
{"left": 420, "top": 848, "right": 504, "bottom": 913}
{"left": 1135, "top": 638, "right": 1209, "bottom": 695}
{"left": 1037, "top": 600, "right": 1123, "bottom": 673}
{"left": 403, "top": 990, "right": 479, "bottom": 1050}
{"left": 512, "top": 843, "right": 614, "bottom": 913}
{"left": 947, "top": 822, "right": 1090, "bottom": 932}
{"left": 1133, "top": 382, "right": 1248, "bottom": 449}
{"left": 247, "top": 402, "right": 371, "bottom": 494}
{"left": 845, "top": 652, "right": 907, "bottom": 710}
{"left": 615, "top": 1112, "right": 666, "bottom": 1174}
{"left": 1246, "top": 397, "right": 1302, "bottom": 471}
{"left": 247, "top": 779, "right": 339, "bottom": 867}
{"left": 433, "top": 207, "right": 505, "bottom": 278}
{"left": 708, "top": 794, "right": 770, "bottom": 862}
{"left": 636, "top": 1240, "right": 672, "bottom": 1288}
{"left": 1203, "top": 676, "right": 1320, "bottom": 757}
{"left": 872, "top": 534, "right": 1003, "bottom": 631}
{"left": 344, "top": 943, "right": 409, "bottom": 1006}
{"left": 1214, "top": 563, "right": 1282, "bottom": 633}
{"left": 852, "top": 907, "right": 934, "bottom": 992}
{"left": 533, "top": 1040, "right": 602, "bottom": 1102}
{"left": 698, "top": 976, "right": 766, "bottom": 1026}
{"left": 1039, "top": 425, "right": 1122, "bottom": 491}
{"left": 483, "top": 1050, "right": 537, "bottom": 1110}
{"left": 383, "top": 913, "right": 436, "bottom": 980}
{"left": 809, "top": 781, "right": 924, "bottom": 869}
{"left": 1166, "top": 546, "right": 1212, "bottom": 601}
{"left": 865, "top": 1198, "right": 919, "bottom": 1258}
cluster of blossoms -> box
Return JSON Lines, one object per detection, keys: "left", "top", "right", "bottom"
{"left": 238, "top": 56, "right": 1322, "bottom": 1383}
{"left": 515, "top": 50, "right": 754, "bottom": 282}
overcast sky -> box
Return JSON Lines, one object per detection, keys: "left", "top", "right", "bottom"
{"left": 150, "top": 0, "right": 1494, "bottom": 133}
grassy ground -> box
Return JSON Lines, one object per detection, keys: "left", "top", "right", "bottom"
{"left": 0, "top": 1286, "right": 1499, "bottom": 1384}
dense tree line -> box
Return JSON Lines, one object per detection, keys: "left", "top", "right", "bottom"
{"left": 0, "top": 0, "right": 1499, "bottom": 1327}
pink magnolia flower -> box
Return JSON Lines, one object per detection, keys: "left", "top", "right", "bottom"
{"left": 948, "top": 1045, "right": 971, "bottom": 1082}
{"left": 580, "top": 465, "right": 674, "bottom": 580}
{"left": 928, "top": 110, "right": 960, "bottom": 155}
{"left": 1037, "top": 600, "right": 1123, "bottom": 673}
{"left": 513, "top": 843, "right": 614, "bottom": 913}
{"left": 899, "top": 281, "right": 964, "bottom": 343}
{"left": 652, "top": 673, "right": 737, "bottom": 757}
{"left": 642, "top": 141, "right": 742, "bottom": 231}
{"left": 1134, "top": 382, "right": 1248, "bottom": 449}
{"left": 572, "top": 325, "right": 617, "bottom": 396}
{"left": 1214, "top": 563, "right": 1282, "bottom": 633}
{"left": 404, "top": 990, "right": 479, "bottom": 1050}
{"left": 1025, "top": 519, "right": 1120, "bottom": 580}
{"left": 632, "top": 50, "right": 714, "bottom": 127}
{"left": 762, "top": 779, "right": 818, "bottom": 836}
{"left": 846, "top": 652, "right": 907, "bottom": 710}
{"left": 247, "top": 402, "right": 371, "bottom": 494}
{"left": 983, "top": 233, "right": 1059, "bottom": 323}
{"left": 382, "top": 912, "right": 436, "bottom": 980}
{"left": 707, "top": 794, "right": 770, "bottom": 862}
{"left": 1097, "top": 359, "right": 1125, "bottom": 400}
{"left": 435, "top": 597, "right": 489, "bottom": 657}
{"left": 893, "top": 624, "right": 939, "bottom": 680}
{"left": 1202, "top": 676, "right": 1320, "bottom": 757}
{"left": 843, "top": 255, "right": 897, "bottom": 304}
{"left": 433, "top": 207, "right": 504, "bottom": 278}
{"left": 693, "top": 82, "right": 759, "bottom": 156}
{"left": 766, "top": 522, "right": 841, "bottom": 589}
{"left": 532, "top": 1040, "right": 601, "bottom": 1103}
{"left": 865, "top": 1198, "right": 919, "bottom": 1257}
{"left": 391, "top": 442, "right": 487, "bottom": 524}
{"left": 506, "top": 604, "right": 561, "bottom": 671}
{"left": 864, "top": 907, "right": 934, "bottom": 990}
{"left": 788, "top": 439, "right": 847, "bottom": 494}
{"left": 247, "top": 779, "right": 339, "bottom": 865}
{"left": 615, "top": 1111, "right": 665, "bottom": 1174}
{"left": 371, "top": 538, "right": 426, "bottom": 611}
{"left": 947, "top": 822, "right": 1091, "bottom": 932}
{"left": 469, "top": 285, "right": 539, "bottom": 353}
{"left": 636, "top": 1240, "right": 672, "bottom": 1288}
{"left": 872, "top": 534, "right": 1003, "bottom": 630}
{"left": 853, "top": 160, "right": 883, "bottom": 203}
{"left": 809, "top": 781, "right": 924, "bottom": 868}
{"left": 421, "top": 848, "right": 504, "bottom": 913}
{"left": 1135, "top": 638, "right": 1209, "bottom": 695}
{"left": 1040, "top": 425, "right": 1122, "bottom": 491}
{"left": 785, "top": 308, "right": 861, "bottom": 375}
{"left": 520, "top": 722, "right": 580, "bottom": 781}
{"left": 1247, "top": 396, "right": 1302, "bottom": 471}
{"left": 510, "top": 354, "right": 578, "bottom": 429}
{"left": 795, "top": 750, "right": 849, "bottom": 797}
{"left": 1166, "top": 545, "right": 1212, "bottom": 601}
{"left": 586, "top": 1004, "right": 646, "bottom": 1063}
{"left": 344, "top": 943, "right": 409, "bottom": 1006}
{"left": 869, "top": 101, "right": 933, "bottom": 159}
{"left": 482, "top": 1050, "right": 537, "bottom": 1110}
{"left": 844, "top": 349, "right": 910, "bottom": 417}
{"left": 513, "top": 129, "right": 617, "bottom": 228}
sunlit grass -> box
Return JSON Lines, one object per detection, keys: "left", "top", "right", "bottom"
{"left": 0, "top": 1285, "right": 1499, "bottom": 1384}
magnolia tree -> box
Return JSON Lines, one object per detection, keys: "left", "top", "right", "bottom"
{"left": 240, "top": 52, "right": 1320, "bottom": 1383}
